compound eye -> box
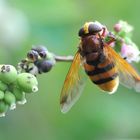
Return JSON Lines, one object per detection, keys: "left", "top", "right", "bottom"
{"left": 78, "top": 22, "right": 103, "bottom": 37}
{"left": 88, "top": 23, "right": 102, "bottom": 34}
{"left": 39, "top": 51, "right": 47, "bottom": 59}
{"left": 27, "top": 50, "right": 39, "bottom": 61}
{"left": 78, "top": 27, "right": 85, "bottom": 37}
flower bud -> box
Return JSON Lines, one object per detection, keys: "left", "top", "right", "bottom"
{"left": 114, "top": 20, "right": 133, "bottom": 38}
{"left": 114, "top": 23, "right": 122, "bottom": 32}
{"left": 0, "top": 65, "right": 18, "bottom": 84}
{"left": 17, "top": 73, "right": 38, "bottom": 93}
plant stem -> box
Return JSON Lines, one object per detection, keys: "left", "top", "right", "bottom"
{"left": 54, "top": 55, "right": 73, "bottom": 62}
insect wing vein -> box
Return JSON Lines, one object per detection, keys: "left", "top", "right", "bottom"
{"left": 104, "top": 45, "right": 140, "bottom": 92}
{"left": 60, "top": 51, "right": 86, "bottom": 113}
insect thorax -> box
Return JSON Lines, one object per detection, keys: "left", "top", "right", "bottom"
{"left": 79, "top": 35, "right": 105, "bottom": 66}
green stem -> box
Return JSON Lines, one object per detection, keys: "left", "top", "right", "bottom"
{"left": 54, "top": 55, "right": 73, "bottom": 62}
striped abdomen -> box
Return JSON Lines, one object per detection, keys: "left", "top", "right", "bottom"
{"left": 84, "top": 58, "right": 119, "bottom": 93}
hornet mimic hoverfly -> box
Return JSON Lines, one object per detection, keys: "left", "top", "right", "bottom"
{"left": 60, "top": 21, "right": 140, "bottom": 113}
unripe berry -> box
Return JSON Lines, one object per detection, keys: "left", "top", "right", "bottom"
{"left": 17, "top": 73, "right": 38, "bottom": 93}
{"left": 0, "top": 81, "right": 8, "bottom": 91}
{"left": 4, "top": 91, "right": 16, "bottom": 110}
{"left": 0, "top": 90, "right": 4, "bottom": 100}
{"left": 0, "top": 65, "right": 18, "bottom": 84}
{"left": 0, "top": 101, "right": 8, "bottom": 117}
{"left": 13, "top": 87, "right": 26, "bottom": 105}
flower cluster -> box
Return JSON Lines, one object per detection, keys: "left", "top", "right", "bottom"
{"left": 0, "top": 45, "right": 56, "bottom": 117}
{"left": 112, "top": 20, "right": 140, "bottom": 63}
{"left": 0, "top": 64, "right": 38, "bottom": 117}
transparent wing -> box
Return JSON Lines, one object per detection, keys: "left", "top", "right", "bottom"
{"left": 104, "top": 45, "right": 140, "bottom": 92}
{"left": 60, "top": 51, "right": 87, "bottom": 113}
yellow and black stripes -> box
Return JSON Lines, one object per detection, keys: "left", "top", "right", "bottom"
{"left": 85, "top": 63, "right": 114, "bottom": 76}
{"left": 93, "top": 73, "right": 118, "bottom": 85}
{"left": 84, "top": 59, "right": 118, "bottom": 86}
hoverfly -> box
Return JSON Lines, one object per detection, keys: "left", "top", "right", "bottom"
{"left": 60, "top": 21, "right": 140, "bottom": 113}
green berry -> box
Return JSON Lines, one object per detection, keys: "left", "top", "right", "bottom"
{"left": 0, "top": 90, "right": 4, "bottom": 100}
{"left": 13, "top": 87, "right": 26, "bottom": 104}
{"left": 17, "top": 73, "right": 38, "bottom": 93}
{"left": 4, "top": 91, "right": 16, "bottom": 110}
{"left": 0, "top": 65, "right": 18, "bottom": 84}
{"left": 0, "top": 101, "right": 8, "bottom": 117}
{"left": 0, "top": 81, "right": 8, "bottom": 91}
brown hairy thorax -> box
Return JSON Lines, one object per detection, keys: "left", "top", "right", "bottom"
{"left": 81, "top": 35, "right": 102, "bottom": 53}
{"left": 79, "top": 35, "right": 104, "bottom": 62}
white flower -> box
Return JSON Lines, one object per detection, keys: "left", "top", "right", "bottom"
{"left": 121, "top": 43, "right": 140, "bottom": 63}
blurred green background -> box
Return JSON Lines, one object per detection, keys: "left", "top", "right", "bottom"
{"left": 0, "top": 0, "right": 140, "bottom": 139}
